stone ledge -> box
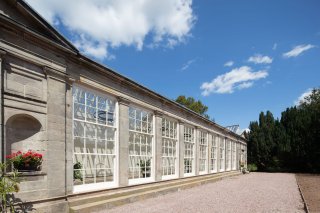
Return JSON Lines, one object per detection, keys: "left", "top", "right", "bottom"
{"left": 5, "top": 171, "right": 47, "bottom": 182}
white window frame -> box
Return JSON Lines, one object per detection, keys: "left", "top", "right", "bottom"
{"left": 161, "top": 117, "right": 178, "bottom": 180}
{"left": 219, "top": 136, "right": 225, "bottom": 172}
{"left": 209, "top": 134, "right": 218, "bottom": 173}
{"left": 199, "top": 131, "right": 208, "bottom": 175}
{"left": 183, "top": 125, "right": 195, "bottom": 177}
{"left": 72, "top": 85, "right": 118, "bottom": 193}
{"left": 128, "top": 105, "right": 154, "bottom": 185}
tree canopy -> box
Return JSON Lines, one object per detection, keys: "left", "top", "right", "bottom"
{"left": 247, "top": 88, "right": 320, "bottom": 172}
{"left": 175, "top": 95, "right": 211, "bottom": 120}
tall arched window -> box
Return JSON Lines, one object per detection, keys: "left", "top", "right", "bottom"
{"left": 73, "top": 86, "right": 117, "bottom": 192}
{"left": 161, "top": 117, "right": 178, "bottom": 179}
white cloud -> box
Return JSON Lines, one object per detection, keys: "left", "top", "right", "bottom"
{"left": 181, "top": 58, "right": 196, "bottom": 71}
{"left": 272, "top": 43, "right": 277, "bottom": 50}
{"left": 25, "top": 0, "right": 195, "bottom": 60}
{"left": 248, "top": 54, "right": 273, "bottom": 64}
{"left": 294, "top": 88, "right": 312, "bottom": 105}
{"left": 224, "top": 60, "right": 234, "bottom": 67}
{"left": 283, "top": 44, "right": 316, "bottom": 58}
{"left": 200, "top": 66, "right": 268, "bottom": 96}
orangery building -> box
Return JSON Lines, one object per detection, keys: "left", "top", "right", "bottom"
{"left": 0, "top": 0, "right": 247, "bottom": 212}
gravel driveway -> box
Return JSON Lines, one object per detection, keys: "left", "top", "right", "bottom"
{"left": 103, "top": 173, "right": 305, "bottom": 213}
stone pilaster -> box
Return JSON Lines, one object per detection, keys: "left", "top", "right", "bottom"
{"left": 154, "top": 111, "right": 163, "bottom": 181}
{"left": 178, "top": 121, "right": 184, "bottom": 178}
{"left": 65, "top": 78, "right": 75, "bottom": 194}
{"left": 46, "top": 69, "right": 67, "bottom": 197}
{"left": 117, "top": 97, "right": 130, "bottom": 187}
{"left": 236, "top": 141, "right": 240, "bottom": 171}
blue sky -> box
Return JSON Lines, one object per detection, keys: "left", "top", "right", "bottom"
{"left": 26, "top": 0, "right": 320, "bottom": 130}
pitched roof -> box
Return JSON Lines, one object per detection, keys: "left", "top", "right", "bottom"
{"left": 3, "top": 0, "right": 78, "bottom": 52}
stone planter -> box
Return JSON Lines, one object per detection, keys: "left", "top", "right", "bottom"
{"left": 15, "top": 164, "right": 41, "bottom": 172}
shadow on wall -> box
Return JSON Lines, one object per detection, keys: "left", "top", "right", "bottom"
{"left": 6, "top": 114, "right": 42, "bottom": 155}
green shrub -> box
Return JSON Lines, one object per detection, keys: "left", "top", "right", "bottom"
{"left": 247, "top": 163, "right": 258, "bottom": 172}
{"left": 0, "top": 162, "right": 20, "bottom": 212}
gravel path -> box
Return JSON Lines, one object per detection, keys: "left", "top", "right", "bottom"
{"left": 102, "top": 173, "right": 305, "bottom": 213}
{"left": 296, "top": 174, "right": 320, "bottom": 213}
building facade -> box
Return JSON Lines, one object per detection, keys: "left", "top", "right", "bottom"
{"left": 0, "top": 0, "right": 247, "bottom": 212}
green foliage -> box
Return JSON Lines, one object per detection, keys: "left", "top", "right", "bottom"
{"left": 247, "top": 88, "right": 320, "bottom": 172}
{"left": 175, "top": 95, "right": 212, "bottom": 120}
{"left": 73, "top": 162, "right": 83, "bottom": 181}
{"left": 0, "top": 162, "right": 20, "bottom": 213}
{"left": 247, "top": 164, "right": 258, "bottom": 172}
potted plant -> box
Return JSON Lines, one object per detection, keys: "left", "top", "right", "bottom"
{"left": 73, "top": 162, "right": 83, "bottom": 182}
{"left": 137, "top": 159, "right": 151, "bottom": 178}
{"left": 6, "top": 150, "right": 43, "bottom": 172}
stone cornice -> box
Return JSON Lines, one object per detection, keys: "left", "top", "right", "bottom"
{"left": 117, "top": 96, "right": 130, "bottom": 106}
{"left": 154, "top": 110, "right": 163, "bottom": 117}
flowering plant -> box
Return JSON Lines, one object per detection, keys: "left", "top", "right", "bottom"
{"left": 6, "top": 150, "right": 43, "bottom": 171}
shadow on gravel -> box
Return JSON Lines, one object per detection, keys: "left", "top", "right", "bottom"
{"left": 296, "top": 174, "right": 320, "bottom": 213}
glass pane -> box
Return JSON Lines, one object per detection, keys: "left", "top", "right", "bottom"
{"left": 73, "top": 88, "right": 85, "bottom": 104}
{"left": 129, "top": 118, "right": 135, "bottom": 130}
{"left": 136, "top": 110, "right": 141, "bottom": 120}
{"left": 107, "top": 141, "right": 115, "bottom": 154}
{"left": 98, "top": 97, "right": 106, "bottom": 110}
{"left": 84, "top": 168, "right": 95, "bottom": 184}
{"left": 142, "top": 121, "right": 147, "bottom": 133}
{"left": 136, "top": 120, "right": 141, "bottom": 132}
{"left": 97, "top": 126, "right": 106, "bottom": 140}
{"left": 142, "top": 111, "right": 148, "bottom": 122}
{"left": 85, "top": 123, "right": 96, "bottom": 138}
{"left": 86, "top": 106, "right": 96, "bottom": 122}
{"left": 86, "top": 139, "right": 96, "bottom": 153}
{"left": 74, "top": 121, "right": 85, "bottom": 137}
{"left": 96, "top": 169, "right": 106, "bottom": 183}
{"left": 74, "top": 103, "right": 85, "bottom": 120}
{"left": 141, "top": 145, "right": 146, "bottom": 155}
{"left": 86, "top": 92, "right": 96, "bottom": 107}
{"left": 74, "top": 137, "right": 85, "bottom": 153}
{"left": 97, "top": 110, "right": 106, "bottom": 125}
{"left": 107, "top": 128, "right": 115, "bottom": 141}
{"left": 107, "top": 112, "right": 114, "bottom": 126}
{"left": 97, "top": 140, "right": 106, "bottom": 154}
{"left": 96, "top": 155, "right": 107, "bottom": 169}
{"left": 107, "top": 100, "right": 115, "bottom": 112}
{"left": 148, "top": 123, "right": 152, "bottom": 134}
{"left": 129, "top": 107, "right": 135, "bottom": 118}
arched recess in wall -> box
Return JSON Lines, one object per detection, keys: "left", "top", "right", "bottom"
{"left": 6, "top": 114, "right": 42, "bottom": 156}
